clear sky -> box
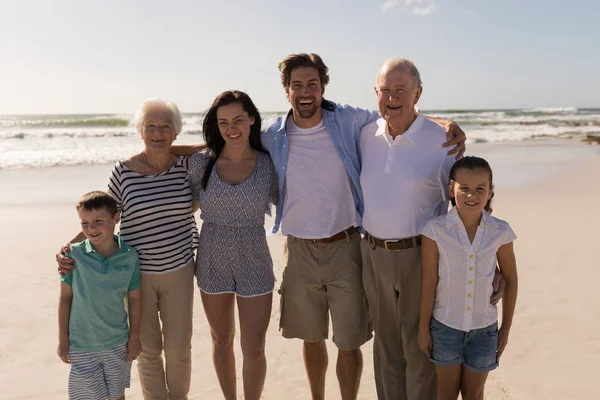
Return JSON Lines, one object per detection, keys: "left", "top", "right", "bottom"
{"left": 1, "top": 0, "right": 598, "bottom": 114}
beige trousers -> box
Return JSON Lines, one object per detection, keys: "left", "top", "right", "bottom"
{"left": 137, "top": 262, "right": 195, "bottom": 400}
{"left": 361, "top": 239, "right": 436, "bottom": 400}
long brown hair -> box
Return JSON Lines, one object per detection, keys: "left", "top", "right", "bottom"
{"left": 201, "top": 90, "right": 265, "bottom": 190}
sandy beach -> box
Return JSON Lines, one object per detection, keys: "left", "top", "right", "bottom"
{"left": 1, "top": 139, "right": 598, "bottom": 400}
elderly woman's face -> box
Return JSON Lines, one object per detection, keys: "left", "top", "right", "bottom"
{"left": 141, "top": 107, "right": 177, "bottom": 151}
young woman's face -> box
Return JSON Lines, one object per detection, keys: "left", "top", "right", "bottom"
{"left": 216, "top": 102, "right": 254, "bottom": 149}
{"left": 450, "top": 168, "right": 493, "bottom": 214}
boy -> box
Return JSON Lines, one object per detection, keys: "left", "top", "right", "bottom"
{"left": 57, "top": 191, "right": 142, "bottom": 400}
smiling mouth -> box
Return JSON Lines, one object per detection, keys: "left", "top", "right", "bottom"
{"left": 387, "top": 105, "right": 401, "bottom": 110}
{"left": 228, "top": 133, "right": 242, "bottom": 139}
{"left": 465, "top": 201, "right": 479, "bottom": 206}
{"left": 298, "top": 99, "right": 314, "bottom": 107}
{"left": 88, "top": 232, "right": 101, "bottom": 238}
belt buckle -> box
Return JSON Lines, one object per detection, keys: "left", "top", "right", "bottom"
{"left": 384, "top": 239, "right": 401, "bottom": 251}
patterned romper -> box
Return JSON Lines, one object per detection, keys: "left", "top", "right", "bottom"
{"left": 188, "top": 150, "right": 278, "bottom": 297}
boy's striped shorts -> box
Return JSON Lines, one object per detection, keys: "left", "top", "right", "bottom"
{"left": 68, "top": 342, "right": 131, "bottom": 400}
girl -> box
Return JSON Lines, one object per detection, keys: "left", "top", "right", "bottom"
{"left": 187, "top": 90, "right": 278, "bottom": 400}
{"left": 418, "top": 156, "right": 518, "bottom": 400}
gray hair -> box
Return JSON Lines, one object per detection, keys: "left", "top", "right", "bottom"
{"left": 377, "top": 58, "right": 423, "bottom": 88}
{"left": 133, "top": 97, "right": 183, "bottom": 136}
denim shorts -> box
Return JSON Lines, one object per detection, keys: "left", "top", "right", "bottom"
{"left": 429, "top": 318, "right": 499, "bottom": 373}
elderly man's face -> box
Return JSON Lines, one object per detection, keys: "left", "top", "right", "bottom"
{"left": 287, "top": 66, "right": 323, "bottom": 120}
{"left": 141, "top": 107, "right": 177, "bottom": 151}
{"left": 375, "top": 66, "right": 422, "bottom": 129}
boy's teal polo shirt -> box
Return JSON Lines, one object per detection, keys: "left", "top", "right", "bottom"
{"left": 61, "top": 235, "right": 141, "bottom": 352}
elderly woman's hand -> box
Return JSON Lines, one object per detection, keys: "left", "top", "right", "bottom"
{"left": 56, "top": 242, "right": 75, "bottom": 276}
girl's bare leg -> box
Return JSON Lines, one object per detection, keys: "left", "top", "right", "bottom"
{"left": 435, "top": 364, "right": 462, "bottom": 400}
{"left": 460, "top": 366, "right": 489, "bottom": 400}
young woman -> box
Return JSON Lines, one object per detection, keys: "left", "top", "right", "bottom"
{"left": 188, "top": 90, "right": 278, "bottom": 400}
{"left": 418, "top": 156, "right": 519, "bottom": 400}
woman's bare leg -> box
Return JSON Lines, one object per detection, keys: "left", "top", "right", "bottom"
{"left": 201, "top": 291, "right": 237, "bottom": 400}
{"left": 237, "top": 292, "right": 273, "bottom": 400}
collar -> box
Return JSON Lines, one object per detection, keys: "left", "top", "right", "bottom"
{"left": 278, "top": 99, "right": 336, "bottom": 132}
{"left": 375, "top": 108, "right": 423, "bottom": 143}
{"left": 81, "top": 235, "right": 125, "bottom": 255}
{"left": 445, "top": 207, "right": 498, "bottom": 230}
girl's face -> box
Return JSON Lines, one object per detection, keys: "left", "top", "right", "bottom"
{"left": 450, "top": 168, "right": 493, "bottom": 215}
{"left": 216, "top": 102, "right": 254, "bottom": 148}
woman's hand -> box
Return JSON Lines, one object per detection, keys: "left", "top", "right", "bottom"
{"left": 56, "top": 242, "right": 75, "bottom": 275}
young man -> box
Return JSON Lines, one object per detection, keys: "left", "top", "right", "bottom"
{"left": 57, "top": 191, "right": 142, "bottom": 400}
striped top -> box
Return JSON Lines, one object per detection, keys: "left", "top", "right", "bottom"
{"left": 107, "top": 156, "right": 199, "bottom": 275}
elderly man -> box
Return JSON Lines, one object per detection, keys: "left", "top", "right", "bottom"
{"left": 360, "top": 58, "right": 450, "bottom": 400}
{"left": 360, "top": 58, "right": 503, "bottom": 400}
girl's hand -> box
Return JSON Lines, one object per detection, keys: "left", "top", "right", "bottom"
{"left": 127, "top": 336, "right": 142, "bottom": 361}
{"left": 418, "top": 329, "right": 432, "bottom": 358}
{"left": 57, "top": 341, "right": 70, "bottom": 364}
{"left": 497, "top": 327, "right": 510, "bottom": 361}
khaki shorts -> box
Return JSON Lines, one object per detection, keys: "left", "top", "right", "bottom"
{"left": 278, "top": 231, "right": 372, "bottom": 350}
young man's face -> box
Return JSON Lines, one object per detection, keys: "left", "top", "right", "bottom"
{"left": 286, "top": 66, "right": 323, "bottom": 120}
{"left": 78, "top": 208, "right": 119, "bottom": 247}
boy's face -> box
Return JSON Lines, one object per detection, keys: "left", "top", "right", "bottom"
{"left": 77, "top": 208, "right": 120, "bottom": 247}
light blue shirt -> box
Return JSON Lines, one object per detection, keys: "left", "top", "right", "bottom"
{"left": 261, "top": 100, "right": 379, "bottom": 233}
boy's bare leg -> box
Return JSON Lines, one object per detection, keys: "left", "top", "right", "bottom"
{"left": 303, "top": 340, "right": 328, "bottom": 400}
{"left": 337, "top": 348, "right": 363, "bottom": 400}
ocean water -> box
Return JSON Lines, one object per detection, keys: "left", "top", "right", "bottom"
{"left": 0, "top": 107, "right": 598, "bottom": 169}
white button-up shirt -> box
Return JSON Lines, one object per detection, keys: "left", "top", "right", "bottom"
{"left": 360, "top": 112, "right": 456, "bottom": 239}
{"left": 421, "top": 207, "right": 517, "bottom": 331}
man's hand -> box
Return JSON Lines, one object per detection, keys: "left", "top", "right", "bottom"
{"left": 57, "top": 341, "right": 70, "bottom": 364}
{"left": 490, "top": 269, "right": 506, "bottom": 305}
{"left": 56, "top": 243, "right": 75, "bottom": 276}
{"left": 418, "top": 329, "right": 432, "bottom": 358}
{"left": 127, "top": 336, "right": 142, "bottom": 361}
{"left": 497, "top": 326, "right": 510, "bottom": 361}
{"left": 441, "top": 121, "right": 466, "bottom": 160}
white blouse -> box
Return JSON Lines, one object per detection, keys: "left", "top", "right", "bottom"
{"left": 421, "top": 207, "right": 516, "bottom": 331}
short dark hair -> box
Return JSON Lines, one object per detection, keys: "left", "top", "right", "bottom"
{"left": 278, "top": 53, "right": 330, "bottom": 94}
{"left": 76, "top": 191, "right": 118, "bottom": 217}
{"left": 449, "top": 156, "right": 495, "bottom": 213}
{"left": 201, "top": 90, "right": 265, "bottom": 190}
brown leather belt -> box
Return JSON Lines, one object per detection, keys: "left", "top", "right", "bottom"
{"left": 300, "top": 226, "right": 359, "bottom": 244}
{"left": 365, "top": 232, "right": 422, "bottom": 251}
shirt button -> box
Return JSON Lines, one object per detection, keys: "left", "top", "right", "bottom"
{"left": 469, "top": 254, "right": 475, "bottom": 259}
{"left": 469, "top": 267, "right": 474, "bottom": 271}
{"left": 468, "top": 293, "right": 472, "bottom": 298}
{"left": 468, "top": 280, "right": 473, "bottom": 284}
{"left": 467, "top": 307, "right": 472, "bottom": 311}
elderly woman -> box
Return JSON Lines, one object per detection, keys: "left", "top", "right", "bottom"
{"left": 57, "top": 98, "right": 199, "bottom": 400}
